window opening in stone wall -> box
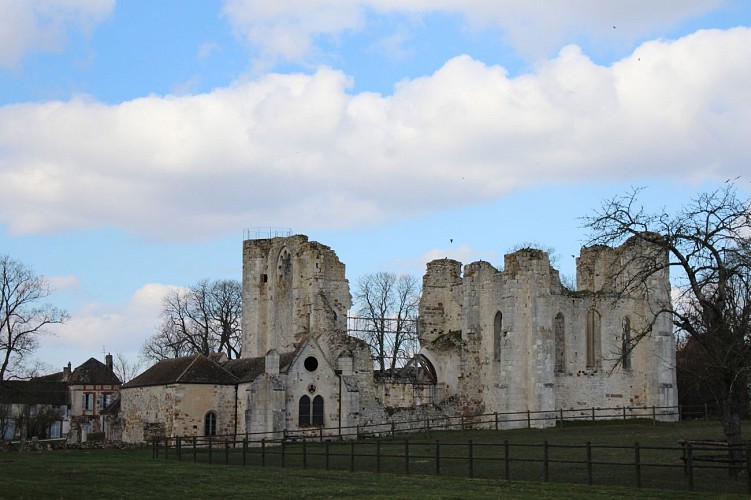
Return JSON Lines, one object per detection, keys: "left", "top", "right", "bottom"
{"left": 277, "top": 248, "right": 291, "bottom": 279}
{"left": 298, "top": 396, "right": 311, "bottom": 426}
{"left": 586, "top": 309, "right": 601, "bottom": 368}
{"left": 304, "top": 356, "right": 318, "bottom": 372}
{"left": 204, "top": 411, "right": 217, "bottom": 436}
{"left": 493, "top": 312, "right": 503, "bottom": 362}
{"left": 622, "top": 316, "right": 632, "bottom": 370}
{"left": 312, "top": 395, "right": 324, "bottom": 426}
{"left": 554, "top": 313, "right": 565, "bottom": 373}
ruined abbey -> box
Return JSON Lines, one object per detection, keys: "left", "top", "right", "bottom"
{"left": 119, "top": 233, "right": 677, "bottom": 442}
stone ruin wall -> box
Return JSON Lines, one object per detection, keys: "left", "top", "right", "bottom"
{"left": 418, "top": 239, "right": 677, "bottom": 428}
{"left": 242, "top": 235, "right": 351, "bottom": 359}
{"left": 239, "top": 233, "right": 677, "bottom": 436}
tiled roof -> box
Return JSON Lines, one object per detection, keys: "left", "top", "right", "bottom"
{"left": 0, "top": 380, "right": 69, "bottom": 406}
{"left": 69, "top": 358, "right": 121, "bottom": 385}
{"left": 123, "top": 354, "right": 238, "bottom": 388}
{"left": 223, "top": 357, "right": 265, "bottom": 383}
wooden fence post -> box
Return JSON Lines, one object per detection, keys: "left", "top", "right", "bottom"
{"left": 404, "top": 440, "right": 410, "bottom": 475}
{"left": 164, "top": 437, "right": 168, "bottom": 461}
{"left": 208, "top": 436, "right": 212, "bottom": 465}
{"left": 435, "top": 440, "right": 440, "bottom": 475}
{"left": 261, "top": 439, "right": 265, "bottom": 467}
{"left": 559, "top": 408, "right": 564, "bottom": 428}
{"left": 591, "top": 407, "right": 595, "bottom": 422}
{"left": 634, "top": 442, "right": 641, "bottom": 488}
{"left": 176, "top": 436, "right": 181, "bottom": 461}
{"left": 391, "top": 421, "right": 395, "bottom": 439}
{"left": 193, "top": 436, "right": 197, "bottom": 463}
{"left": 504, "top": 440, "right": 510, "bottom": 480}
{"left": 527, "top": 410, "right": 531, "bottom": 429}
{"left": 225, "top": 439, "right": 229, "bottom": 465}
{"left": 468, "top": 440, "right": 474, "bottom": 478}
{"left": 242, "top": 438, "right": 247, "bottom": 466}
{"left": 586, "top": 442, "right": 593, "bottom": 485}
{"left": 494, "top": 412, "right": 498, "bottom": 431}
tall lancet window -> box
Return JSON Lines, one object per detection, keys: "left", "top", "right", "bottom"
{"left": 493, "top": 312, "right": 503, "bottom": 362}
{"left": 554, "top": 313, "right": 565, "bottom": 373}
{"left": 622, "top": 316, "right": 632, "bottom": 370}
{"left": 586, "top": 309, "right": 601, "bottom": 368}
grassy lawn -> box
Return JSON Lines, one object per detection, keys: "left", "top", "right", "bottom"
{"left": 2, "top": 420, "right": 750, "bottom": 498}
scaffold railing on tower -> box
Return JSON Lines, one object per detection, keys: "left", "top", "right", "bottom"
{"left": 244, "top": 227, "right": 293, "bottom": 240}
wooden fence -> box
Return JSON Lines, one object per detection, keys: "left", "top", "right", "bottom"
{"left": 153, "top": 434, "right": 751, "bottom": 495}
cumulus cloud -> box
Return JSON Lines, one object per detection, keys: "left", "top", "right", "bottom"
{"left": 0, "top": 0, "right": 114, "bottom": 68}
{"left": 0, "top": 28, "right": 749, "bottom": 240}
{"left": 48, "top": 283, "right": 178, "bottom": 355}
{"left": 221, "top": 0, "right": 724, "bottom": 63}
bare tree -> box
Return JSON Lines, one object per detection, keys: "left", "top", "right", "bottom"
{"left": 112, "top": 353, "right": 144, "bottom": 384}
{"left": 353, "top": 272, "right": 421, "bottom": 373}
{"left": 141, "top": 279, "right": 242, "bottom": 362}
{"left": 584, "top": 183, "right": 751, "bottom": 467}
{"left": 1, "top": 256, "right": 68, "bottom": 382}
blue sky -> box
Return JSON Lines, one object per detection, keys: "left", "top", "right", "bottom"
{"left": 1, "top": 0, "right": 750, "bottom": 373}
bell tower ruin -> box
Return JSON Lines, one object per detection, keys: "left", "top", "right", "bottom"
{"left": 241, "top": 234, "right": 352, "bottom": 359}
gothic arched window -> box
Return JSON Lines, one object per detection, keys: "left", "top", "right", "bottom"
{"left": 554, "top": 313, "right": 565, "bottom": 373}
{"left": 493, "top": 312, "right": 503, "bottom": 362}
{"left": 204, "top": 411, "right": 217, "bottom": 436}
{"left": 586, "top": 309, "right": 601, "bottom": 368}
{"left": 622, "top": 316, "right": 632, "bottom": 370}
{"left": 312, "top": 395, "right": 324, "bottom": 426}
{"left": 299, "top": 395, "right": 311, "bottom": 426}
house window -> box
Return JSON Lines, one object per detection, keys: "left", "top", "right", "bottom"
{"left": 493, "top": 312, "right": 503, "bottom": 362}
{"left": 83, "top": 393, "right": 95, "bottom": 411}
{"left": 586, "top": 309, "right": 601, "bottom": 368}
{"left": 554, "top": 313, "right": 565, "bottom": 373}
{"left": 622, "top": 317, "right": 632, "bottom": 370}
{"left": 204, "top": 411, "right": 217, "bottom": 436}
{"left": 299, "top": 395, "right": 324, "bottom": 426}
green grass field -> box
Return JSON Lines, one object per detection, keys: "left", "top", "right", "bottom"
{"left": 2, "top": 420, "right": 749, "bottom": 499}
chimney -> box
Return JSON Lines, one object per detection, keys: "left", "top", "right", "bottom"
{"left": 63, "top": 362, "right": 71, "bottom": 382}
{"left": 105, "top": 353, "right": 113, "bottom": 371}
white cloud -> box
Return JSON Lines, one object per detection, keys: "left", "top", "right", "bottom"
{"left": 0, "top": 28, "right": 749, "bottom": 240}
{"left": 48, "top": 283, "right": 178, "bottom": 356}
{"left": 0, "top": 0, "right": 115, "bottom": 68}
{"left": 47, "top": 274, "right": 81, "bottom": 292}
{"left": 221, "top": 0, "right": 725, "bottom": 63}
{"left": 413, "top": 244, "right": 497, "bottom": 271}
